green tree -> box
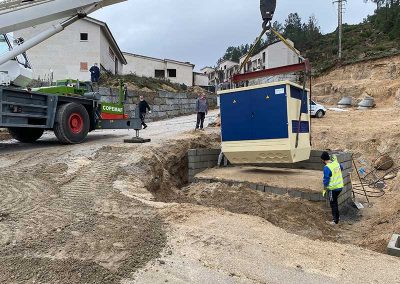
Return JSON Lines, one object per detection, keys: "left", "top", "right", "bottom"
{"left": 266, "top": 21, "right": 284, "bottom": 44}
{"left": 283, "top": 13, "right": 306, "bottom": 49}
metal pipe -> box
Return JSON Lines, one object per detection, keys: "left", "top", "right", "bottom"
{"left": 351, "top": 155, "right": 370, "bottom": 204}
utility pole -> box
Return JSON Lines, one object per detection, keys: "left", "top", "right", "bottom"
{"left": 333, "top": 0, "right": 346, "bottom": 60}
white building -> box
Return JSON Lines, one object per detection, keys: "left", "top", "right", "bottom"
{"left": 123, "top": 52, "right": 195, "bottom": 87}
{"left": 193, "top": 72, "right": 209, "bottom": 87}
{"left": 202, "top": 39, "right": 300, "bottom": 88}
{"left": 239, "top": 39, "right": 300, "bottom": 73}
{"left": 218, "top": 59, "right": 239, "bottom": 82}
{"left": 15, "top": 17, "right": 126, "bottom": 82}
{"left": 200, "top": 67, "right": 217, "bottom": 86}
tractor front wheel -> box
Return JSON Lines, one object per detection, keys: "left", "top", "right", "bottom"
{"left": 54, "top": 103, "right": 90, "bottom": 144}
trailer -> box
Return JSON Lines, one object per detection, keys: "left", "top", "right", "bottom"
{"left": 0, "top": 81, "right": 140, "bottom": 144}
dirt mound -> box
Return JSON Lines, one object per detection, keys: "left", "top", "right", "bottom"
{"left": 178, "top": 182, "right": 340, "bottom": 241}
{"left": 313, "top": 55, "right": 400, "bottom": 106}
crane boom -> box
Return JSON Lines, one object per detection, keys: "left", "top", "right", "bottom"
{"left": 0, "top": 0, "right": 126, "bottom": 34}
{"left": 0, "top": 0, "right": 126, "bottom": 86}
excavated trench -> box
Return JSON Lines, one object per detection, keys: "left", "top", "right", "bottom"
{"left": 133, "top": 133, "right": 350, "bottom": 244}
{"left": 132, "top": 131, "right": 400, "bottom": 255}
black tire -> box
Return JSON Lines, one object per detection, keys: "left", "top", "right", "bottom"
{"left": 54, "top": 103, "right": 90, "bottom": 144}
{"left": 316, "top": 110, "right": 325, "bottom": 118}
{"left": 7, "top": 127, "right": 44, "bottom": 143}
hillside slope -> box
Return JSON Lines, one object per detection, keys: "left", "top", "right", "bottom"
{"left": 308, "top": 22, "right": 400, "bottom": 72}
{"left": 313, "top": 54, "right": 400, "bottom": 106}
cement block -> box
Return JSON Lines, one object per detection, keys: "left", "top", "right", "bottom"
{"left": 256, "top": 184, "right": 265, "bottom": 192}
{"left": 188, "top": 156, "right": 201, "bottom": 163}
{"left": 288, "top": 189, "right": 302, "bottom": 198}
{"left": 199, "top": 155, "right": 219, "bottom": 162}
{"left": 269, "top": 187, "right": 288, "bottom": 196}
{"left": 196, "top": 149, "right": 220, "bottom": 155}
{"left": 310, "top": 193, "right": 322, "bottom": 202}
{"left": 188, "top": 169, "right": 201, "bottom": 176}
{"left": 301, "top": 192, "right": 312, "bottom": 201}
{"left": 188, "top": 149, "right": 197, "bottom": 156}
{"left": 249, "top": 183, "right": 258, "bottom": 190}
{"left": 387, "top": 234, "right": 400, "bottom": 257}
{"left": 189, "top": 162, "right": 203, "bottom": 170}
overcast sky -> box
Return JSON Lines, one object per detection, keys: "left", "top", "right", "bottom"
{"left": 93, "top": 0, "right": 376, "bottom": 70}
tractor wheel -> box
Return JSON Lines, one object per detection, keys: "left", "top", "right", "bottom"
{"left": 7, "top": 127, "right": 44, "bottom": 143}
{"left": 54, "top": 103, "right": 90, "bottom": 144}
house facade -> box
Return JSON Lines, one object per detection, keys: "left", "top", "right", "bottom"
{"left": 123, "top": 52, "right": 195, "bottom": 87}
{"left": 193, "top": 72, "right": 209, "bottom": 87}
{"left": 15, "top": 17, "right": 126, "bottom": 82}
{"left": 202, "top": 39, "right": 300, "bottom": 88}
{"left": 239, "top": 39, "right": 299, "bottom": 73}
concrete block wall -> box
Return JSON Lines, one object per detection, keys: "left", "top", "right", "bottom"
{"left": 99, "top": 88, "right": 218, "bottom": 122}
{"left": 266, "top": 150, "right": 354, "bottom": 209}
{"left": 187, "top": 149, "right": 354, "bottom": 210}
{"left": 188, "top": 149, "right": 221, "bottom": 182}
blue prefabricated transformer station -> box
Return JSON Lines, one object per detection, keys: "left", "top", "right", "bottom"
{"left": 218, "top": 81, "right": 311, "bottom": 164}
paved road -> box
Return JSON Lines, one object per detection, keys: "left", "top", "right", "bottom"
{"left": 0, "top": 110, "right": 219, "bottom": 154}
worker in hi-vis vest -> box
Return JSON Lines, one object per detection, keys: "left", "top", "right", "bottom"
{"left": 321, "top": 151, "right": 344, "bottom": 225}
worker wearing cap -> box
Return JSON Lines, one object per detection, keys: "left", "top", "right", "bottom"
{"left": 321, "top": 151, "right": 344, "bottom": 225}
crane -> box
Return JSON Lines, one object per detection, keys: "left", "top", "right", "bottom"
{"left": 0, "top": 0, "right": 140, "bottom": 145}
{"left": 0, "top": 0, "right": 126, "bottom": 86}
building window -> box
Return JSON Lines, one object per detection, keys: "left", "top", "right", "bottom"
{"left": 80, "top": 62, "right": 88, "bottom": 71}
{"left": 109, "top": 47, "right": 115, "bottom": 61}
{"left": 262, "top": 52, "right": 266, "bottom": 63}
{"left": 167, "top": 69, "right": 177, "bottom": 78}
{"left": 80, "top": 33, "right": 88, "bottom": 41}
{"left": 155, "top": 69, "right": 165, "bottom": 78}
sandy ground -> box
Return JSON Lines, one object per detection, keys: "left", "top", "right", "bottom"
{"left": 311, "top": 107, "right": 400, "bottom": 163}
{"left": 1, "top": 110, "right": 400, "bottom": 283}
{"left": 132, "top": 205, "right": 400, "bottom": 284}
{"left": 197, "top": 166, "right": 323, "bottom": 192}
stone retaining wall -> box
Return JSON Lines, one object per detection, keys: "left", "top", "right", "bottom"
{"left": 187, "top": 149, "right": 354, "bottom": 210}
{"left": 99, "top": 88, "right": 218, "bottom": 121}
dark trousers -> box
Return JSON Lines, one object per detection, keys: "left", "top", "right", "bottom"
{"left": 328, "top": 190, "right": 342, "bottom": 224}
{"left": 196, "top": 112, "right": 206, "bottom": 129}
{"left": 140, "top": 112, "right": 147, "bottom": 127}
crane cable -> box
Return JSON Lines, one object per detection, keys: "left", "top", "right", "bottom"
{"left": 237, "top": 27, "right": 268, "bottom": 74}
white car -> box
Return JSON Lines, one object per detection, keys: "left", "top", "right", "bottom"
{"left": 310, "top": 100, "right": 327, "bottom": 118}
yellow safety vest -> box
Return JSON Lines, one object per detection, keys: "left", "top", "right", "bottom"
{"left": 326, "top": 157, "right": 344, "bottom": 190}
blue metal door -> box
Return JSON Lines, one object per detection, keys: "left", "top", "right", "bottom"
{"left": 220, "top": 84, "right": 289, "bottom": 142}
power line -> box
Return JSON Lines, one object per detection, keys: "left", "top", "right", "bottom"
{"left": 333, "top": 0, "right": 347, "bottom": 60}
